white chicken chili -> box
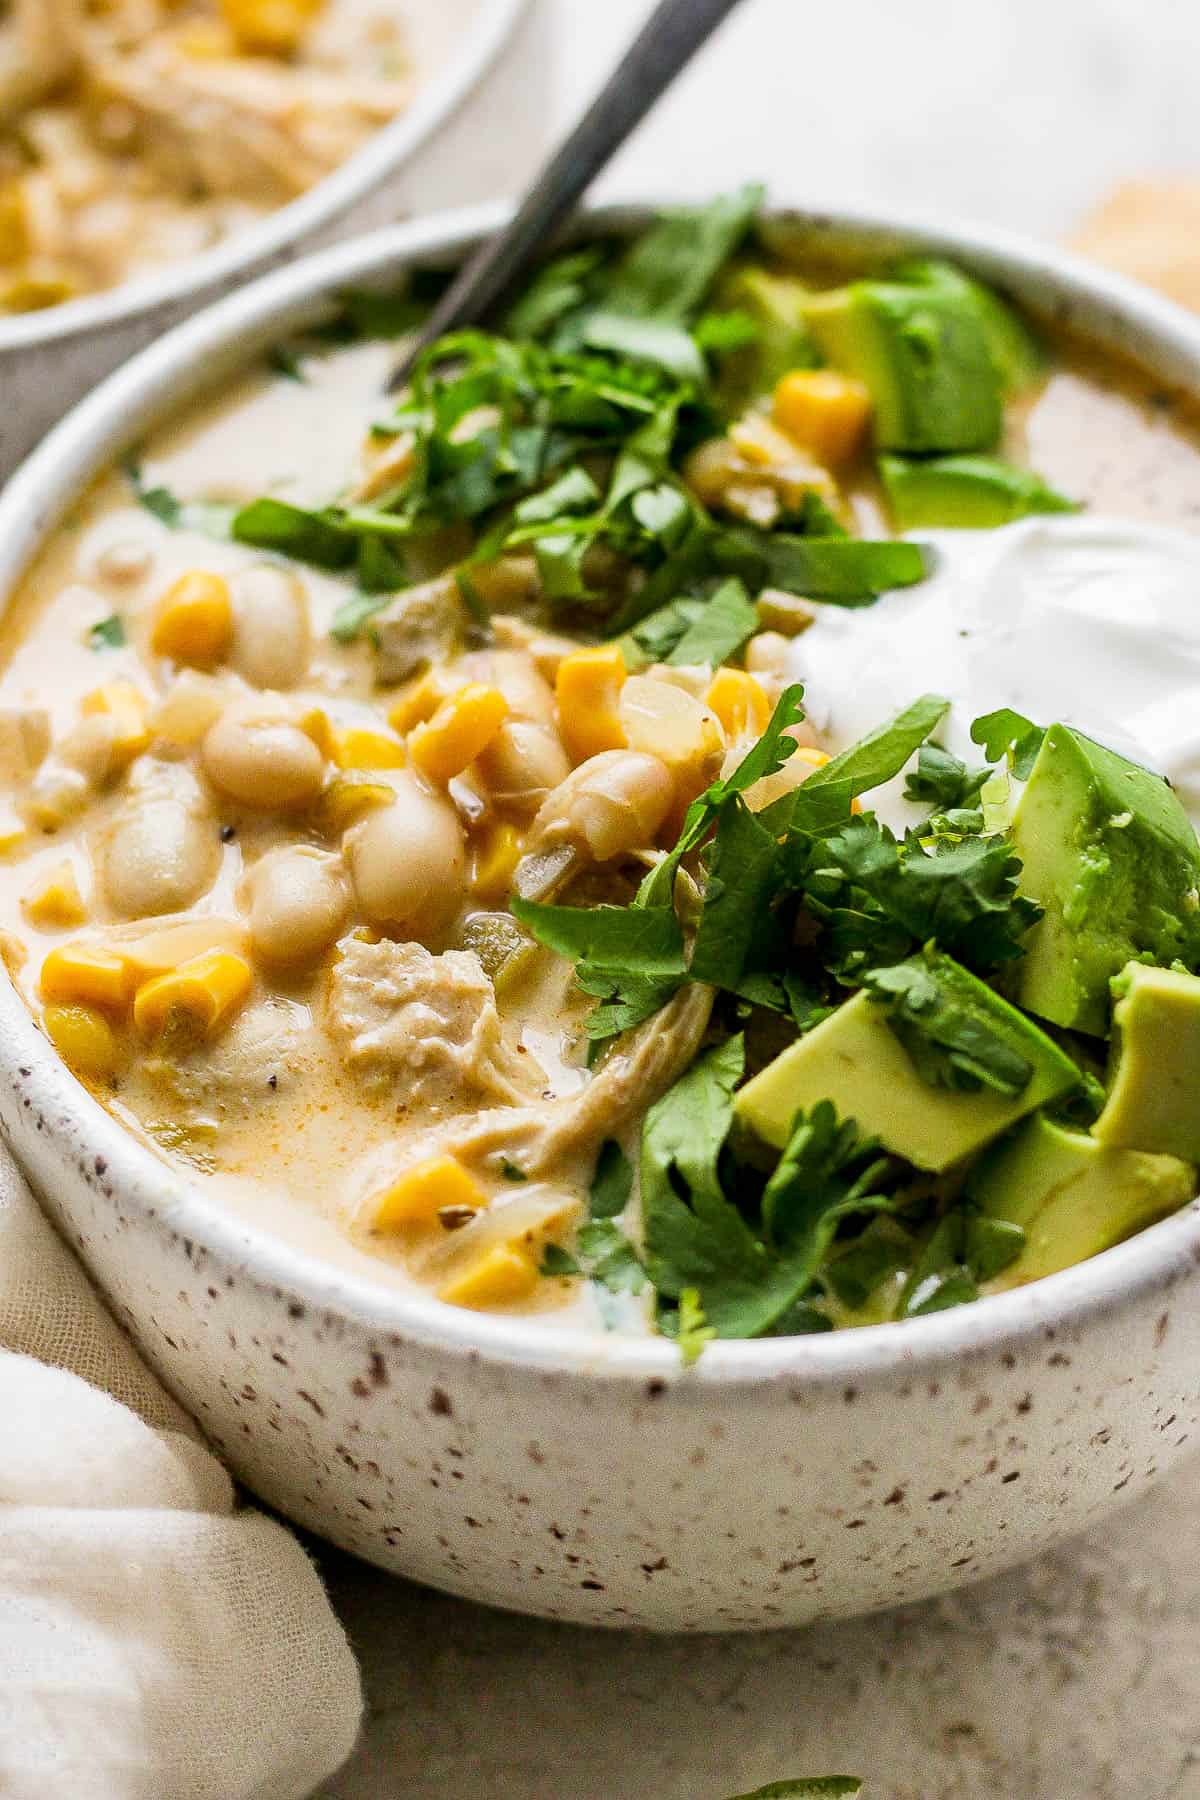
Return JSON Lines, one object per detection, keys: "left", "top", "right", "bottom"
{"left": 0, "top": 0, "right": 425, "bottom": 312}
{"left": 4, "top": 190, "right": 1200, "bottom": 1348}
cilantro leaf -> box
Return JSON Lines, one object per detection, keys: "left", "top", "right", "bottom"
{"left": 897, "top": 1207, "right": 1024, "bottom": 1318}
{"left": 589, "top": 1138, "right": 634, "bottom": 1218}
{"left": 903, "top": 743, "right": 989, "bottom": 813}
{"left": 539, "top": 1243, "right": 582, "bottom": 1277}
{"left": 87, "top": 615, "right": 125, "bottom": 650}
{"left": 641, "top": 1045, "right": 891, "bottom": 1340}
{"left": 693, "top": 308, "right": 761, "bottom": 354}
{"left": 638, "top": 684, "right": 806, "bottom": 908}
{"left": 596, "top": 186, "right": 763, "bottom": 328}
{"left": 232, "top": 498, "right": 357, "bottom": 570}
{"left": 665, "top": 577, "right": 758, "bottom": 667}
{"left": 509, "top": 898, "right": 686, "bottom": 1039}
{"left": 813, "top": 813, "right": 1041, "bottom": 971}
{"left": 864, "top": 953, "right": 1034, "bottom": 1097}
{"left": 689, "top": 798, "right": 782, "bottom": 988}
{"left": 675, "top": 1288, "right": 716, "bottom": 1365}
{"left": 970, "top": 707, "right": 1046, "bottom": 779}
{"left": 506, "top": 247, "right": 607, "bottom": 339}
{"left": 713, "top": 524, "right": 930, "bottom": 602}
{"left": 786, "top": 695, "right": 949, "bottom": 833}
{"left": 124, "top": 458, "right": 182, "bottom": 527}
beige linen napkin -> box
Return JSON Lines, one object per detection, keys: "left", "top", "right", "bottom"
{"left": 0, "top": 1144, "right": 363, "bottom": 1800}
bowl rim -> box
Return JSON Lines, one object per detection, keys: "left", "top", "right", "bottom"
{"left": 0, "top": 0, "right": 527, "bottom": 354}
{"left": 5, "top": 193, "right": 1200, "bottom": 1388}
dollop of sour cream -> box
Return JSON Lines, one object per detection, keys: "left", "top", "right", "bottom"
{"left": 789, "top": 517, "right": 1200, "bottom": 831}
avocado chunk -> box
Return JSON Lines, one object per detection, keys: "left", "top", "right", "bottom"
{"left": 878, "top": 453, "right": 1077, "bottom": 530}
{"left": 1009, "top": 725, "right": 1200, "bottom": 1037}
{"left": 1093, "top": 962, "right": 1200, "bottom": 1160}
{"left": 894, "top": 259, "right": 1042, "bottom": 393}
{"left": 735, "top": 951, "right": 1080, "bottom": 1172}
{"left": 802, "top": 259, "right": 1036, "bottom": 453}
{"left": 967, "top": 1111, "right": 1195, "bottom": 1285}
{"left": 714, "top": 265, "right": 818, "bottom": 409}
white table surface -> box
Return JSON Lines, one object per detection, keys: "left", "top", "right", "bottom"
{"left": 317, "top": 4, "right": 1200, "bottom": 1794}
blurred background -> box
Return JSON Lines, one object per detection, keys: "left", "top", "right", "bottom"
{"left": 395, "top": 0, "right": 1200, "bottom": 239}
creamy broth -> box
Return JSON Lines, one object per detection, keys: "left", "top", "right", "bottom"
{"left": 5, "top": 228, "right": 1200, "bottom": 1336}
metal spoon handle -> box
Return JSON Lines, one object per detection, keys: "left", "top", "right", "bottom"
{"left": 390, "top": 0, "right": 748, "bottom": 387}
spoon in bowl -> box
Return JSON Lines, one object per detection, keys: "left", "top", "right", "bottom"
{"left": 388, "top": 0, "right": 749, "bottom": 390}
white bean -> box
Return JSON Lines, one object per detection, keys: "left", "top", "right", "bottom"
{"left": 476, "top": 719, "right": 571, "bottom": 816}
{"left": 229, "top": 565, "right": 312, "bottom": 690}
{"left": 202, "top": 700, "right": 324, "bottom": 811}
{"left": 346, "top": 774, "right": 465, "bottom": 943}
{"left": 529, "top": 750, "right": 673, "bottom": 863}
{"left": 101, "top": 770, "right": 219, "bottom": 918}
{"left": 246, "top": 847, "right": 350, "bottom": 967}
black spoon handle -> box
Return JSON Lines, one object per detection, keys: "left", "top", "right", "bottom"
{"left": 389, "top": 0, "right": 749, "bottom": 389}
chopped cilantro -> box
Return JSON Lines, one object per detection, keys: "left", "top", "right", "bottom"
{"left": 124, "top": 458, "right": 182, "bottom": 527}
{"left": 970, "top": 707, "right": 1046, "bottom": 779}
{"left": 589, "top": 1138, "right": 633, "bottom": 1218}
{"left": 903, "top": 742, "right": 989, "bottom": 813}
{"left": 864, "top": 954, "right": 1033, "bottom": 1097}
{"left": 641, "top": 1042, "right": 893, "bottom": 1342}
{"left": 87, "top": 615, "right": 125, "bottom": 650}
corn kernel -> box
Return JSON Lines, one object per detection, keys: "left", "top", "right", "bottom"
{"left": 121, "top": 919, "right": 250, "bottom": 979}
{"left": 386, "top": 671, "right": 449, "bottom": 736}
{"left": 43, "top": 1004, "right": 119, "bottom": 1081}
{"left": 409, "top": 684, "right": 509, "bottom": 785}
{"left": 329, "top": 726, "right": 407, "bottom": 771}
{"left": 40, "top": 943, "right": 132, "bottom": 1012}
{"left": 439, "top": 1243, "right": 539, "bottom": 1310}
{"left": 80, "top": 681, "right": 150, "bottom": 768}
{"left": 555, "top": 644, "right": 628, "bottom": 763}
{"left": 470, "top": 822, "right": 523, "bottom": 902}
{"left": 132, "top": 950, "right": 253, "bottom": 1039}
{"left": 219, "top": 0, "right": 324, "bottom": 55}
{"left": 23, "top": 862, "right": 87, "bottom": 929}
{"left": 174, "top": 19, "right": 238, "bottom": 57}
{"left": 318, "top": 776, "right": 394, "bottom": 834}
{"left": 150, "top": 571, "right": 233, "bottom": 669}
{"left": 772, "top": 369, "right": 873, "bottom": 467}
{"left": 373, "top": 1155, "right": 488, "bottom": 1233}
{"left": 0, "top": 809, "right": 28, "bottom": 857}
{"left": 706, "top": 668, "right": 772, "bottom": 740}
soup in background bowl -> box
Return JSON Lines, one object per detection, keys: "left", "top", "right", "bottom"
{"left": 0, "top": 200, "right": 1198, "bottom": 1630}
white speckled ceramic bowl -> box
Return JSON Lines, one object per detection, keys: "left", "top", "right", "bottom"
{"left": 2, "top": 202, "right": 1200, "bottom": 1632}
{"left": 0, "top": 0, "right": 526, "bottom": 477}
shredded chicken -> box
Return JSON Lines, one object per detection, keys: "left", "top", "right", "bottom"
{"left": 327, "top": 938, "right": 542, "bottom": 1112}
{"left": 372, "top": 981, "right": 716, "bottom": 1187}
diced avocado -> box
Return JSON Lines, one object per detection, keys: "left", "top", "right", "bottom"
{"left": 892, "top": 259, "right": 1043, "bottom": 394}
{"left": 713, "top": 266, "right": 819, "bottom": 409}
{"left": 1093, "top": 962, "right": 1200, "bottom": 1161}
{"left": 878, "top": 453, "right": 1077, "bottom": 530}
{"left": 734, "top": 952, "right": 1080, "bottom": 1172}
{"left": 802, "top": 260, "right": 1031, "bottom": 452}
{"left": 967, "top": 1111, "right": 1195, "bottom": 1285}
{"left": 1009, "top": 725, "right": 1200, "bottom": 1037}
